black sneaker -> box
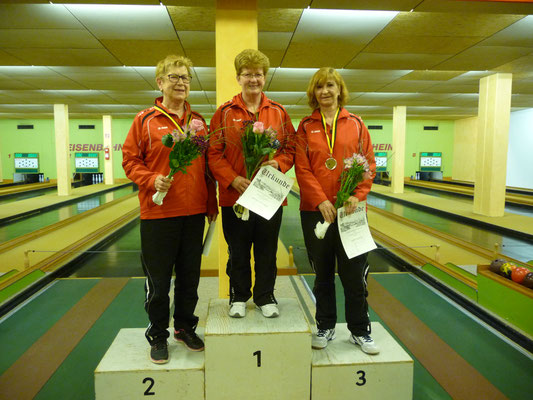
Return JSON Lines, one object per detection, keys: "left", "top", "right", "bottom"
{"left": 174, "top": 329, "right": 205, "bottom": 351}
{"left": 150, "top": 341, "right": 169, "bottom": 364}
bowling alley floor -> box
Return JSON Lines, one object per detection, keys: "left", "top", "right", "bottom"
{"left": 0, "top": 273, "right": 531, "bottom": 400}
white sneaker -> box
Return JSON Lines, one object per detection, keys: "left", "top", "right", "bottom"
{"left": 350, "top": 334, "right": 380, "bottom": 355}
{"left": 258, "top": 303, "right": 279, "bottom": 318}
{"left": 228, "top": 302, "right": 246, "bottom": 318}
{"left": 312, "top": 328, "right": 336, "bottom": 349}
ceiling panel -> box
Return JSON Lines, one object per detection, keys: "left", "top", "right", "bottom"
{"left": 481, "top": 15, "right": 533, "bottom": 47}
{"left": 0, "top": 4, "right": 83, "bottom": 29}
{"left": 434, "top": 45, "right": 533, "bottom": 70}
{"left": 0, "top": 29, "right": 102, "bottom": 49}
{"left": 2, "top": 48, "right": 121, "bottom": 67}
{"left": 415, "top": 0, "right": 533, "bottom": 14}
{"left": 258, "top": 8, "right": 302, "bottom": 32}
{"left": 168, "top": 6, "right": 215, "bottom": 31}
{"left": 65, "top": 4, "right": 176, "bottom": 40}
{"left": 346, "top": 53, "right": 450, "bottom": 70}
{"left": 364, "top": 35, "right": 483, "bottom": 55}
{"left": 101, "top": 40, "right": 184, "bottom": 67}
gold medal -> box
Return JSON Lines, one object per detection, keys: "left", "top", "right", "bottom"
{"left": 325, "top": 157, "right": 337, "bottom": 170}
{"left": 320, "top": 108, "right": 340, "bottom": 172}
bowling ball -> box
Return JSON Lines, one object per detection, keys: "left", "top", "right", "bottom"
{"left": 500, "top": 262, "right": 516, "bottom": 278}
{"left": 489, "top": 259, "right": 506, "bottom": 274}
{"left": 522, "top": 272, "right": 533, "bottom": 289}
{"left": 511, "top": 267, "right": 530, "bottom": 284}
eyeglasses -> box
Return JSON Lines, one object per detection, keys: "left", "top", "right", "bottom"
{"left": 240, "top": 73, "right": 265, "bottom": 80}
{"left": 167, "top": 74, "right": 192, "bottom": 84}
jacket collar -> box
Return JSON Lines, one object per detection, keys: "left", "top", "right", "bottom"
{"left": 233, "top": 92, "right": 269, "bottom": 113}
{"left": 309, "top": 107, "right": 349, "bottom": 121}
{"left": 154, "top": 96, "right": 191, "bottom": 122}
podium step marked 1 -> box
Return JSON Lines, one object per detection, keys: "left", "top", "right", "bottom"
{"left": 205, "top": 298, "right": 312, "bottom": 400}
{"left": 312, "top": 323, "right": 413, "bottom": 400}
{"left": 94, "top": 328, "right": 205, "bottom": 400}
{"left": 94, "top": 299, "right": 414, "bottom": 400}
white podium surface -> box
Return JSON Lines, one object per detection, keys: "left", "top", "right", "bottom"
{"left": 95, "top": 328, "right": 205, "bottom": 400}
{"left": 205, "top": 298, "right": 311, "bottom": 400}
{"left": 312, "top": 323, "right": 413, "bottom": 400}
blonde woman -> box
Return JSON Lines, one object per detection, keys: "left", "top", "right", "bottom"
{"left": 123, "top": 55, "right": 217, "bottom": 364}
{"left": 295, "top": 67, "right": 378, "bottom": 354}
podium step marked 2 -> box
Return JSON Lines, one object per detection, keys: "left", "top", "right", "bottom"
{"left": 312, "top": 323, "right": 413, "bottom": 400}
{"left": 205, "top": 298, "right": 312, "bottom": 400}
{"left": 94, "top": 328, "right": 205, "bottom": 400}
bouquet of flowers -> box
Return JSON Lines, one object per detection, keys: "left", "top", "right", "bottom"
{"left": 314, "top": 153, "right": 373, "bottom": 239}
{"left": 152, "top": 118, "right": 208, "bottom": 205}
{"left": 233, "top": 120, "right": 280, "bottom": 220}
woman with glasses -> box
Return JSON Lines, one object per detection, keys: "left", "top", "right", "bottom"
{"left": 122, "top": 55, "right": 218, "bottom": 364}
{"left": 295, "top": 67, "right": 378, "bottom": 354}
{"left": 208, "top": 49, "right": 295, "bottom": 319}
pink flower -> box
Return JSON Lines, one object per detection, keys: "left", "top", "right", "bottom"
{"left": 189, "top": 119, "right": 204, "bottom": 133}
{"left": 253, "top": 121, "right": 264, "bottom": 133}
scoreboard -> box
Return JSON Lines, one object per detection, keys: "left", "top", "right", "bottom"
{"left": 75, "top": 153, "right": 99, "bottom": 173}
{"left": 419, "top": 152, "right": 442, "bottom": 172}
{"left": 14, "top": 153, "right": 39, "bottom": 173}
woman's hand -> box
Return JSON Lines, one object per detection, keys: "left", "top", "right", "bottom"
{"left": 261, "top": 159, "right": 279, "bottom": 170}
{"left": 344, "top": 196, "right": 359, "bottom": 215}
{"left": 231, "top": 176, "right": 251, "bottom": 194}
{"left": 154, "top": 174, "right": 172, "bottom": 192}
{"left": 318, "top": 200, "right": 336, "bottom": 224}
{"left": 207, "top": 213, "right": 217, "bottom": 223}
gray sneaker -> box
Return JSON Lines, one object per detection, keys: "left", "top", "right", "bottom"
{"left": 350, "top": 334, "right": 380, "bottom": 354}
{"left": 312, "top": 328, "right": 336, "bottom": 349}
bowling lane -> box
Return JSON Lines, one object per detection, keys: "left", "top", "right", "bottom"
{"left": 0, "top": 185, "right": 135, "bottom": 243}
{"left": 367, "top": 194, "right": 533, "bottom": 263}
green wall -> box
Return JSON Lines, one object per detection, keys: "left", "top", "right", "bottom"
{"left": 0, "top": 118, "right": 132, "bottom": 180}
{"left": 365, "top": 119, "right": 455, "bottom": 178}
{"left": 1, "top": 117, "right": 455, "bottom": 180}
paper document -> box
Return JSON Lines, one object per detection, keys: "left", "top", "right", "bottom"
{"left": 236, "top": 166, "right": 294, "bottom": 220}
{"left": 337, "top": 201, "right": 377, "bottom": 259}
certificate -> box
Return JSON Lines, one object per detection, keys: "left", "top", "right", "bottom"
{"left": 337, "top": 201, "right": 377, "bottom": 258}
{"left": 236, "top": 166, "right": 294, "bottom": 220}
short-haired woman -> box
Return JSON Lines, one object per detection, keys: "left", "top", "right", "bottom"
{"left": 123, "top": 55, "right": 218, "bottom": 364}
{"left": 295, "top": 67, "right": 378, "bottom": 354}
{"left": 208, "top": 49, "right": 295, "bottom": 319}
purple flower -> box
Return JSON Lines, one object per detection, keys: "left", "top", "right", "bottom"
{"left": 190, "top": 135, "right": 209, "bottom": 153}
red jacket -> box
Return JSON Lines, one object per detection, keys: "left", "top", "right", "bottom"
{"left": 295, "top": 108, "right": 376, "bottom": 211}
{"left": 208, "top": 93, "right": 296, "bottom": 207}
{"left": 122, "top": 97, "right": 218, "bottom": 219}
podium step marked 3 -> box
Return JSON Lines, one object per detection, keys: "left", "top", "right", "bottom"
{"left": 312, "top": 323, "right": 413, "bottom": 400}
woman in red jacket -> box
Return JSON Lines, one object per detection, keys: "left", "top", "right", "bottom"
{"left": 295, "top": 67, "right": 379, "bottom": 354}
{"left": 208, "top": 49, "right": 295, "bottom": 319}
{"left": 122, "top": 55, "right": 217, "bottom": 364}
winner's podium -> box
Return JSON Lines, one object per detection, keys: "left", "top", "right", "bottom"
{"left": 205, "top": 298, "right": 312, "bottom": 400}
{"left": 94, "top": 298, "right": 413, "bottom": 400}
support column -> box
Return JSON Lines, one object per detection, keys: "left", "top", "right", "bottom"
{"left": 391, "top": 106, "right": 406, "bottom": 194}
{"left": 215, "top": 0, "right": 258, "bottom": 298}
{"left": 103, "top": 115, "right": 114, "bottom": 185}
{"left": 473, "top": 73, "right": 512, "bottom": 217}
{"left": 54, "top": 104, "right": 71, "bottom": 196}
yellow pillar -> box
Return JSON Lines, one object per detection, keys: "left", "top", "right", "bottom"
{"left": 391, "top": 105, "right": 406, "bottom": 194}
{"left": 54, "top": 104, "right": 72, "bottom": 196}
{"left": 473, "top": 73, "right": 512, "bottom": 217}
{"left": 215, "top": 0, "right": 258, "bottom": 298}
{"left": 102, "top": 115, "right": 115, "bottom": 185}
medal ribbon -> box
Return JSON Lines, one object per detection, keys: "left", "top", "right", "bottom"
{"left": 154, "top": 105, "right": 190, "bottom": 133}
{"left": 320, "top": 107, "right": 340, "bottom": 155}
